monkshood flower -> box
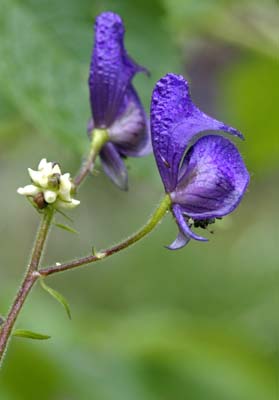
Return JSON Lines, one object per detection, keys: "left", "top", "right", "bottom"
{"left": 87, "top": 11, "right": 151, "bottom": 190}
{"left": 17, "top": 159, "right": 80, "bottom": 210}
{"left": 151, "top": 73, "right": 249, "bottom": 249}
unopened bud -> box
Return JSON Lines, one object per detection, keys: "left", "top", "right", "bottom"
{"left": 17, "top": 158, "right": 80, "bottom": 210}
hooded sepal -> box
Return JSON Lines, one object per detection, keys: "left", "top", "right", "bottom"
{"left": 151, "top": 73, "right": 243, "bottom": 192}
{"left": 166, "top": 231, "right": 190, "bottom": 250}
{"left": 89, "top": 12, "right": 147, "bottom": 128}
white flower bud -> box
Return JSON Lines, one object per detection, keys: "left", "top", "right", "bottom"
{"left": 44, "top": 161, "right": 54, "bottom": 176}
{"left": 38, "top": 158, "right": 47, "bottom": 170}
{"left": 44, "top": 190, "right": 57, "bottom": 204}
{"left": 28, "top": 168, "right": 44, "bottom": 186}
{"left": 18, "top": 158, "right": 80, "bottom": 210}
{"left": 55, "top": 199, "right": 80, "bottom": 209}
{"left": 17, "top": 185, "right": 40, "bottom": 196}
{"left": 59, "top": 173, "right": 72, "bottom": 201}
{"left": 52, "top": 164, "right": 61, "bottom": 174}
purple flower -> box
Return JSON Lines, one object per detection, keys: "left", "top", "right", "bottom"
{"left": 151, "top": 73, "right": 249, "bottom": 249}
{"left": 88, "top": 12, "right": 151, "bottom": 190}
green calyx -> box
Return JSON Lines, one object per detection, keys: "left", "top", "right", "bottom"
{"left": 90, "top": 128, "right": 109, "bottom": 154}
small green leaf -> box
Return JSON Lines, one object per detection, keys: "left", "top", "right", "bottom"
{"left": 40, "top": 279, "right": 72, "bottom": 320}
{"left": 13, "top": 329, "right": 51, "bottom": 340}
{"left": 54, "top": 222, "right": 78, "bottom": 235}
{"left": 55, "top": 208, "right": 74, "bottom": 223}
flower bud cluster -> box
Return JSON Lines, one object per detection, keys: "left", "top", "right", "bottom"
{"left": 17, "top": 159, "right": 80, "bottom": 210}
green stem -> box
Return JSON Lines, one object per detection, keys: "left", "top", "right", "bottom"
{"left": 40, "top": 194, "right": 171, "bottom": 277}
{"left": 0, "top": 207, "right": 54, "bottom": 367}
{"left": 74, "top": 129, "right": 108, "bottom": 188}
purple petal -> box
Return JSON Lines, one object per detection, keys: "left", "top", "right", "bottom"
{"left": 109, "top": 85, "right": 151, "bottom": 157}
{"left": 172, "top": 204, "right": 208, "bottom": 243}
{"left": 89, "top": 12, "right": 147, "bottom": 128}
{"left": 166, "top": 231, "right": 190, "bottom": 250}
{"left": 172, "top": 135, "right": 250, "bottom": 218}
{"left": 150, "top": 73, "right": 243, "bottom": 192}
{"left": 100, "top": 143, "right": 128, "bottom": 190}
{"left": 87, "top": 86, "right": 152, "bottom": 156}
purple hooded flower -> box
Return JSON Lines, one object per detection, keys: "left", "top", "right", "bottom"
{"left": 151, "top": 73, "right": 249, "bottom": 249}
{"left": 88, "top": 12, "right": 151, "bottom": 190}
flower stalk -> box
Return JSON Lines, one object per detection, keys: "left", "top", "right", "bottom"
{"left": 74, "top": 129, "right": 108, "bottom": 188}
{"left": 0, "top": 207, "right": 54, "bottom": 366}
{"left": 40, "top": 194, "right": 171, "bottom": 276}
{"left": 0, "top": 194, "right": 171, "bottom": 367}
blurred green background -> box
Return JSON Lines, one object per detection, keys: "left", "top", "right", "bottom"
{"left": 0, "top": 0, "right": 278, "bottom": 398}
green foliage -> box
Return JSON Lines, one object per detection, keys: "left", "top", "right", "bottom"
{"left": 12, "top": 329, "right": 50, "bottom": 340}
{"left": 2, "top": 310, "right": 277, "bottom": 400}
{"left": 54, "top": 222, "right": 78, "bottom": 235}
{"left": 40, "top": 279, "right": 72, "bottom": 320}
{"left": 0, "top": 0, "right": 89, "bottom": 152}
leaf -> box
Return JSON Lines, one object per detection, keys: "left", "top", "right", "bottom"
{"left": 54, "top": 222, "right": 78, "bottom": 235}
{"left": 0, "top": 0, "right": 90, "bottom": 153}
{"left": 55, "top": 208, "right": 74, "bottom": 223}
{"left": 13, "top": 329, "right": 51, "bottom": 340}
{"left": 40, "top": 279, "right": 72, "bottom": 320}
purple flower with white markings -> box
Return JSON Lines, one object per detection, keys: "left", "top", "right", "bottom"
{"left": 88, "top": 12, "right": 151, "bottom": 190}
{"left": 151, "top": 73, "right": 249, "bottom": 249}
